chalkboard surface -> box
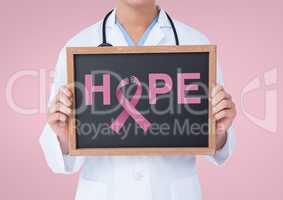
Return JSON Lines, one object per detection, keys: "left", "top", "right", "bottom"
{"left": 67, "top": 45, "right": 216, "bottom": 155}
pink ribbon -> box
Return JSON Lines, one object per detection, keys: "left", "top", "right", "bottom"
{"left": 110, "top": 76, "right": 151, "bottom": 133}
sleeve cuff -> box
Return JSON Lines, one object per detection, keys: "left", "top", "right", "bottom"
{"left": 205, "top": 125, "right": 236, "bottom": 165}
{"left": 39, "top": 124, "right": 84, "bottom": 174}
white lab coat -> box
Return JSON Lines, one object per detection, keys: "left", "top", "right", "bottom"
{"left": 39, "top": 9, "right": 235, "bottom": 200}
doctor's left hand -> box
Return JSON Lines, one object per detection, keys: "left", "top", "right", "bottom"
{"left": 211, "top": 84, "right": 237, "bottom": 150}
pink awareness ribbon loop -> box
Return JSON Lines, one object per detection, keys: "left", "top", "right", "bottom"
{"left": 110, "top": 76, "right": 151, "bottom": 133}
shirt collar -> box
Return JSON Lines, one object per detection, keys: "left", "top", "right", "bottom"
{"left": 106, "top": 7, "right": 172, "bottom": 29}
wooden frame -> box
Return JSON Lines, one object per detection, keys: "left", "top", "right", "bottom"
{"left": 67, "top": 45, "right": 216, "bottom": 155}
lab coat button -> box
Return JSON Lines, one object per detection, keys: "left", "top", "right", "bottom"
{"left": 133, "top": 171, "right": 144, "bottom": 181}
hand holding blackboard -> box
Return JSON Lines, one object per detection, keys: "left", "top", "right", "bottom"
{"left": 47, "top": 85, "right": 73, "bottom": 154}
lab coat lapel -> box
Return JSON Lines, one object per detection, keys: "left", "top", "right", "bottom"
{"left": 106, "top": 9, "right": 128, "bottom": 46}
{"left": 144, "top": 24, "right": 165, "bottom": 46}
{"left": 107, "top": 26, "right": 128, "bottom": 46}
{"left": 144, "top": 9, "right": 172, "bottom": 46}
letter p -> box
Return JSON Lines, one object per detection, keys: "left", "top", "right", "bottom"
{"left": 149, "top": 73, "right": 173, "bottom": 104}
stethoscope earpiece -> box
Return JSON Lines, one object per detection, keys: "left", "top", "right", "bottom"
{"left": 98, "top": 9, "right": 179, "bottom": 47}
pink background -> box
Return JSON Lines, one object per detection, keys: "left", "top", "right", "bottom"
{"left": 1, "top": 0, "right": 282, "bottom": 199}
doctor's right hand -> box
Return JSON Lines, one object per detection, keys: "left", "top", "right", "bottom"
{"left": 47, "top": 85, "right": 73, "bottom": 154}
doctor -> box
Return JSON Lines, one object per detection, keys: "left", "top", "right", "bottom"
{"left": 40, "top": 0, "right": 236, "bottom": 199}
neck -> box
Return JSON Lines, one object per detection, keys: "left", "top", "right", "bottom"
{"left": 116, "top": 1, "right": 158, "bottom": 44}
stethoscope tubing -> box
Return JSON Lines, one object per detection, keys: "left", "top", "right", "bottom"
{"left": 99, "top": 9, "right": 179, "bottom": 47}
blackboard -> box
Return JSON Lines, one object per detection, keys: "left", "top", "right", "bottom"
{"left": 67, "top": 45, "right": 216, "bottom": 155}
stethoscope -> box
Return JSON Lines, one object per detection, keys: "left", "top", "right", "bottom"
{"left": 99, "top": 9, "right": 179, "bottom": 47}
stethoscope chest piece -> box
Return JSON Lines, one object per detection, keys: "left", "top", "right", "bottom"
{"left": 98, "top": 42, "right": 113, "bottom": 47}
